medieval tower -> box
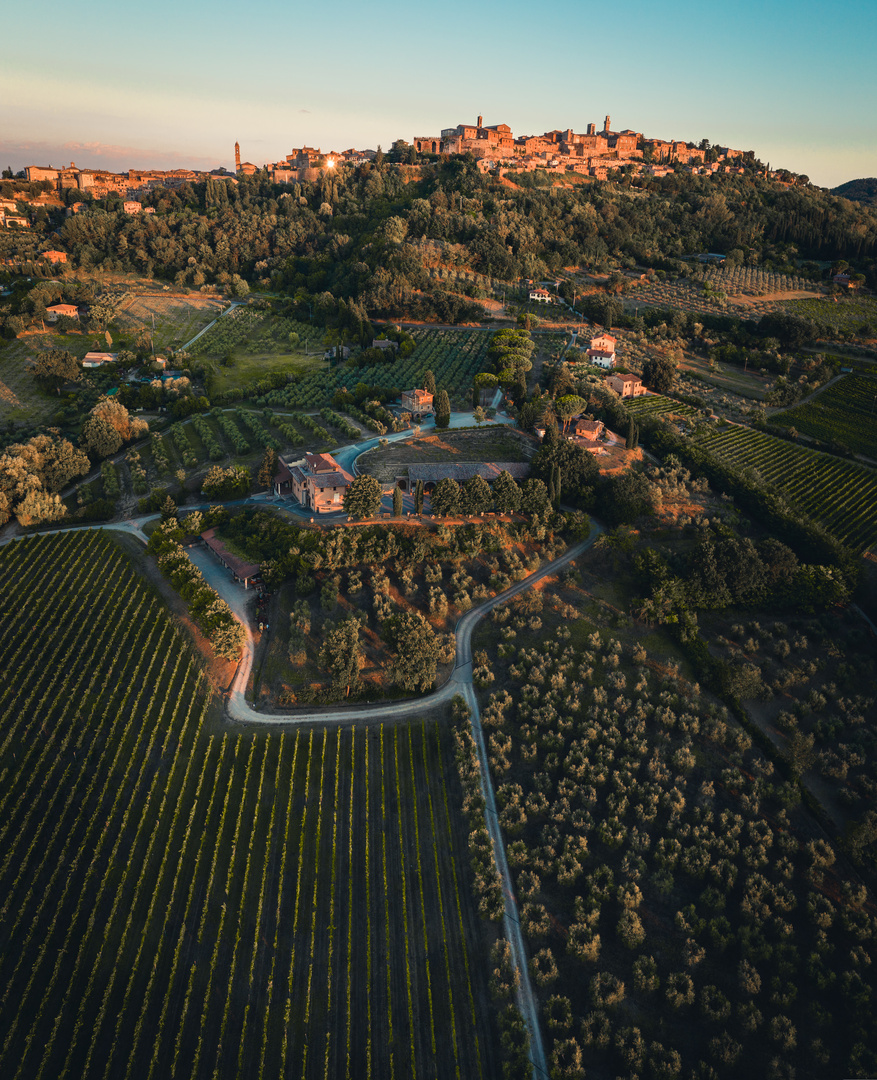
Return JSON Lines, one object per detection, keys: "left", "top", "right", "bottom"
{"left": 234, "top": 141, "right": 241, "bottom": 171}
{"left": 603, "top": 115, "right": 611, "bottom": 134}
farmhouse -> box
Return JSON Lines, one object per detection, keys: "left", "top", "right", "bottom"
{"left": 40, "top": 250, "right": 67, "bottom": 265}
{"left": 281, "top": 451, "right": 354, "bottom": 512}
{"left": 401, "top": 388, "right": 434, "bottom": 419}
{"left": 572, "top": 418, "right": 604, "bottom": 442}
{"left": 398, "top": 461, "right": 529, "bottom": 493}
{"left": 45, "top": 303, "right": 79, "bottom": 321}
{"left": 588, "top": 332, "right": 617, "bottom": 369}
{"left": 201, "top": 528, "right": 260, "bottom": 589}
{"left": 82, "top": 352, "right": 117, "bottom": 368}
{"left": 529, "top": 288, "right": 552, "bottom": 304}
{"left": 371, "top": 338, "right": 397, "bottom": 353}
{"left": 605, "top": 372, "right": 647, "bottom": 398}
{"left": 122, "top": 202, "right": 142, "bottom": 214}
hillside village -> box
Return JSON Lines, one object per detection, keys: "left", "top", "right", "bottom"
{"left": 1, "top": 111, "right": 801, "bottom": 231}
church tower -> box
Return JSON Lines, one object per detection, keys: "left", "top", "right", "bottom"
{"left": 603, "top": 115, "right": 611, "bottom": 134}
{"left": 234, "top": 141, "right": 241, "bottom": 172}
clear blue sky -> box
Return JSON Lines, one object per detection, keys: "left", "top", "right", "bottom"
{"left": 1, "top": 0, "right": 875, "bottom": 188}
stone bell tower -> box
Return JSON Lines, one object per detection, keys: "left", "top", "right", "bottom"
{"left": 234, "top": 141, "right": 241, "bottom": 171}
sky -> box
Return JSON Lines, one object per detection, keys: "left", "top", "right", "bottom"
{"left": 1, "top": 0, "right": 875, "bottom": 189}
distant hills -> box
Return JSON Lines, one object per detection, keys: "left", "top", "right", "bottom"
{"left": 832, "top": 177, "right": 877, "bottom": 206}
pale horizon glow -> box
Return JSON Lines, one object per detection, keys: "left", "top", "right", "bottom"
{"left": 1, "top": 0, "right": 875, "bottom": 189}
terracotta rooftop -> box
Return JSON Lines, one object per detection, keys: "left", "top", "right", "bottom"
{"left": 305, "top": 451, "right": 340, "bottom": 473}
{"left": 201, "top": 528, "right": 260, "bottom": 580}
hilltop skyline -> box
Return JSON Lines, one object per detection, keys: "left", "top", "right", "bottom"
{"left": 1, "top": 0, "right": 875, "bottom": 188}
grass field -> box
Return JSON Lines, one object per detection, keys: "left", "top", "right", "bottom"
{"left": 115, "top": 294, "right": 228, "bottom": 351}
{"left": 693, "top": 423, "right": 877, "bottom": 551}
{"left": 0, "top": 530, "right": 496, "bottom": 1080}
{"left": 769, "top": 373, "right": 877, "bottom": 456}
{"left": 0, "top": 338, "right": 58, "bottom": 424}
{"left": 189, "top": 307, "right": 326, "bottom": 393}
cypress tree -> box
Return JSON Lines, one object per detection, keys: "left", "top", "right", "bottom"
{"left": 414, "top": 479, "right": 424, "bottom": 515}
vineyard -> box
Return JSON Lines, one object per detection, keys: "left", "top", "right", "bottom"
{"left": 781, "top": 295, "right": 877, "bottom": 336}
{"left": 0, "top": 531, "right": 495, "bottom": 1080}
{"left": 692, "top": 423, "right": 877, "bottom": 552}
{"left": 262, "top": 329, "right": 493, "bottom": 410}
{"left": 189, "top": 306, "right": 316, "bottom": 358}
{"left": 623, "top": 393, "right": 703, "bottom": 421}
{"left": 769, "top": 373, "right": 877, "bottom": 457}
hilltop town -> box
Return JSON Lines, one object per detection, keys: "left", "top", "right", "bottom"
{"left": 4, "top": 111, "right": 797, "bottom": 223}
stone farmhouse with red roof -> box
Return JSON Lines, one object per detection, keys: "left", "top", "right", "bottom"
{"left": 588, "top": 332, "right": 617, "bottom": 369}
{"left": 401, "top": 388, "right": 434, "bottom": 419}
{"left": 274, "top": 452, "right": 354, "bottom": 512}
{"left": 605, "top": 372, "right": 647, "bottom": 398}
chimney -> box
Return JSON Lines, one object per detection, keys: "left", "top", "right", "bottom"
{"left": 234, "top": 141, "right": 241, "bottom": 170}
{"left": 477, "top": 115, "right": 483, "bottom": 128}
{"left": 603, "top": 115, "right": 611, "bottom": 134}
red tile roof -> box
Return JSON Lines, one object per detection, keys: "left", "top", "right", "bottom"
{"left": 201, "top": 528, "right": 260, "bottom": 580}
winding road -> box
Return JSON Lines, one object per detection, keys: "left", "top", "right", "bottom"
{"left": 1, "top": 443, "right": 602, "bottom": 1080}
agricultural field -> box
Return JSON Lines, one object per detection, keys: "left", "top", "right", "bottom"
{"left": 623, "top": 393, "right": 704, "bottom": 422}
{"left": 696, "top": 266, "right": 817, "bottom": 298}
{"left": 190, "top": 306, "right": 319, "bottom": 358}
{"left": 471, "top": 567, "right": 877, "bottom": 1080}
{"left": 115, "top": 293, "right": 227, "bottom": 351}
{"left": 769, "top": 373, "right": 877, "bottom": 457}
{"left": 692, "top": 423, "right": 877, "bottom": 552}
{"left": 0, "top": 336, "right": 57, "bottom": 424}
{"left": 620, "top": 278, "right": 737, "bottom": 318}
{"left": 621, "top": 273, "right": 817, "bottom": 322}
{"left": 263, "top": 328, "right": 494, "bottom": 411}
{"left": 246, "top": 514, "right": 552, "bottom": 706}
{"left": 676, "top": 352, "right": 770, "bottom": 401}
{"left": 782, "top": 295, "right": 877, "bottom": 338}
{"left": 357, "top": 428, "right": 536, "bottom": 484}
{"left": 0, "top": 530, "right": 497, "bottom": 1079}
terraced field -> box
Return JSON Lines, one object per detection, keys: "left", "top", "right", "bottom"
{"left": 692, "top": 424, "right": 877, "bottom": 552}
{"left": 0, "top": 530, "right": 496, "bottom": 1079}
